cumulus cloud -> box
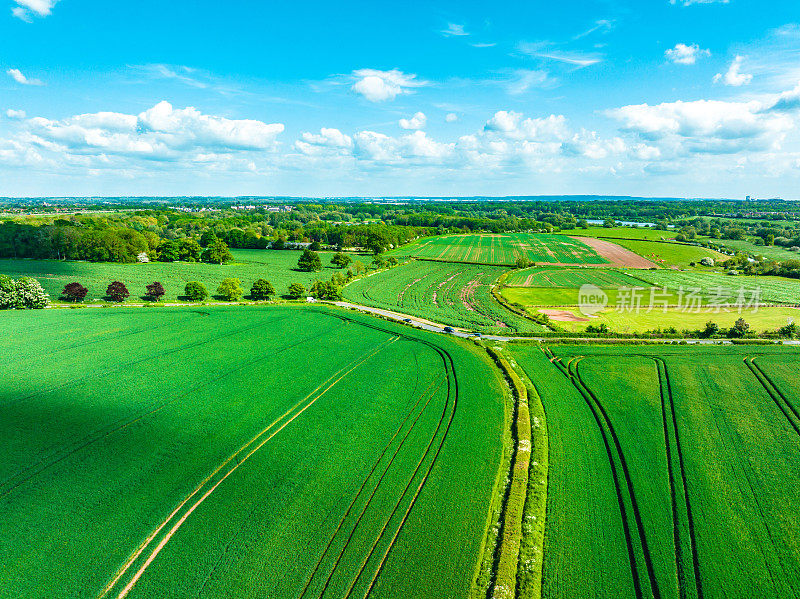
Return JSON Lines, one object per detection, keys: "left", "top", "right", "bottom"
{"left": 445, "top": 113, "right": 458, "bottom": 123}
{"left": 607, "top": 98, "right": 793, "bottom": 154}
{"left": 769, "top": 81, "right": 800, "bottom": 112}
{"left": 11, "top": 0, "right": 57, "bottom": 20}
{"left": 295, "top": 128, "right": 353, "bottom": 156}
{"left": 665, "top": 43, "right": 710, "bottom": 65}
{"left": 399, "top": 112, "right": 427, "bottom": 130}
{"left": 350, "top": 69, "right": 426, "bottom": 102}
{"left": 7, "top": 68, "right": 44, "bottom": 86}
{"left": 714, "top": 56, "right": 753, "bottom": 86}
{"left": 5, "top": 109, "right": 27, "bottom": 119}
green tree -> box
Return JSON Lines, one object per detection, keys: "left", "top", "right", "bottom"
{"left": 703, "top": 321, "right": 720, "bottom": 338}
{"left": 331, "top": 252, "right": 352, "bottom": 269}
{"left": 178, "top": 238, "right": 203, "bottom": 262}
{"left": 309, "top": 240, "right": 322, "bottom": 251}
{"left": 157, "top": 240, "right": 180, "bottom": 262}
{"left": 217, "top": 278, "right": 243, "bottom": 301}
{"left": 729, "top": 318, "right": 750, "bottom": 338}
{"left": 297, "top": 249, "right": 322, "bottom": 272}
{"left": 515, "top": 256, "right": 533, "bottom": 269}
{"left": 250, "top": 278, "right": 276, "bottom": 300}
{"left": 352, "top": 260, "right": 365, "bottom": 275}
{"left": 288, "top": 282, "right": 306, "bottom": 299}
{"left": 310, "top": 280, "right": 342, "bottom": 300}
{"left": 0, "top": 274, "right": 17, "bottom": 309}
{"left": 201, "top": 239, "right": 234, "bottom": 264}
{"left": 184, "top": 281, "right": 208, "bottom": 301}
{"left": 14, "top": 277, "right": 50, "bottom": 309}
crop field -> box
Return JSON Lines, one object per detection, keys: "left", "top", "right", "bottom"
{"left": 343, "top": 260, "right": 544, "bottom": 333}
{"left": 503, "top": 267, "right": 650, "bottom": 288}
{"left": 391, "top": 234, "right": 607, "bottom": 266}
{"left": 501, "top": 285, "right": 695, "bottom": 308}
{"left": 0, "top": 305, "right": 505, "bottom": 599}
{"left": 706, "top": 238, "right": 800, "bottom": 262}
{"left": 0, "top": 249, "right": 358, "bottom": 303}
{"left": 609, "top": 239, "right": 727, "bottom": 268}
{"left": 510, "top": 344, "right": 800, "bottom": 599}
{"left": 556, "top": 226, "right": 677, "bottom": 241}
{"left": 639, "top": 270, "right": 800, "bottom": 304}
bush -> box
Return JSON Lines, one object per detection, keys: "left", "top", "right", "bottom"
{"left": 14, "top": 277, "right": 50, "bottom": 309}
{"left": 184, "top": 281, "right": 208, "bottom": 301}
{"left": 106, "top": 281, "right": 130, "bottom": 302}
{"left": 62, "top": 282, "right": 88, "bottom": 302}
{"left": 0, "top": 275, "right": 17, "bottom": 309}
{"left": 287, "top": 283, "right": 306, "bottom": 299}
{"left": 250, "top": 278, "right": 276, "bottom": 300}
{"left": 217, "top": 278, "right": 243, "bottom": 301}
{"left": 145, "top": 281, "right": 166, "bottom": 301}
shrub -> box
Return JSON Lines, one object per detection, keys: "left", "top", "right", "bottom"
{"left": 0, "top": 274, "right": 17, "bottom": 309}
{"left": 250, "top": 278, "right": 276, "bottom": 300}
{"left": 288, "top": 283, "right": 306, "bottom": 299}
{"left": 15, "top": 277, "right": 50, "bottom": 309}
{"left": 184, "top": 281, "right": 208, "bottom": 301}
{"left": 62, "top": 282, "right": 88, "bottom": 303}
{"left": 331, "top": 252, "right": 352, "bottom": 269}
{"left": 106, "top": 281, "right": 130, "bottom": 302}
{"left": 145, "top": 281, "right": 166, "bottom": 301}
{"left": 217, "top": 278, "right": 243, "bottom": 301}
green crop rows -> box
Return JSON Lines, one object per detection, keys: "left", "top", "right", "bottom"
{"left": 391, "top": 234, "right": 606, "bottom": 266}
{"left": 0, "top": 249, "right": 358, "bottom": 303}
{"left": 343, "top": 260, "right": 544, "bottom": 333}
{"left": 0, "top": 305, "right": 505, "bottom": 599}
{"left": 503, "top": 267, "right": 651, "bottom": 288}
{"left": 510, "top": 344, "right": 800, "bottom": 599}
{"left": 638, "top": 270, "right": 800, "bottom": 304}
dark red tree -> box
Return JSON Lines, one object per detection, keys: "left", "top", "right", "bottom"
{"left": 61, "top": 282, "right": 88, "bottom": 302}
{"left": 145, "top": 281, "right": 166, "bottom": 301}
{"left": 106, "top": 281, "right": 130, "bottom": 302}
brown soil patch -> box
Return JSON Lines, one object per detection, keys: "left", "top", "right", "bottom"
{"left": 539, "top": 309, "right": 590, "bottom": 322}
{"left": 570, "top": 236, "right": 659, "bottom": 269}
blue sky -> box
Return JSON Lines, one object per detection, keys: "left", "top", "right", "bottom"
{"left": 2, "top": 0, "right": 800, "bottom": 198}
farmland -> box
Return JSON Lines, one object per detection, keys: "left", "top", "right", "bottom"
{"left": 510, "top": 344, "right": 800, "bottom": 599}
{"left": 608, "top": 239, "right": 727, "bottom": 268}
{"left": 640, "top": 270, "right": 800, "bottom": 304}
{"left": 0, "top": 305, "right": 506, "bottom": 599}
{"left": 342, "top": 260, "right": 544, "bottom": 333}
{"left": 391, "top": 234, "right": 607, "bottom": 266}
{"left": 503, "top": 267, "right": 650, "bottom": 288}
{"left": 0, "top": 249, "right": 358, "bottom": 303}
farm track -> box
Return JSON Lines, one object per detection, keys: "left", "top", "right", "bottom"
{"left": 298, "top": 375, "right": 445, "bottom": 598}
{"left": 744, "top": 358, "right": 800, "bottom": 437}
{"left": 0, "top": 316, "right": 342, "bottom": 498}
{"left": 549, "top": 354, "right": 661, "bottom": 599}
{"left": 97, "top": 335, "right": 400, "bottom": 599}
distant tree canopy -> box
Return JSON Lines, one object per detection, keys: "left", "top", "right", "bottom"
{"left": 298, "top": 249, "right": 322, "bottom": 272}
{"left": 331, "top": 252, "right": 351, "bottom": 269}
{"left": 201, "top": 239, "right": 233, "bottom": 264}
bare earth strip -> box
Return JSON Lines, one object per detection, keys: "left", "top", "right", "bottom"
{"left": 539, "top": 309, "right": 590, "bottom": 322}
{"left": 569, "top": 236, "right": 659, "bottom": 269}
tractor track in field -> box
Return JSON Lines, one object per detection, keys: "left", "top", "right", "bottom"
{"left": 744, "top": 357, "right": 800, "bottom": 437}
{"left": 0, "top": 318, "right": 343, "bottom": 499}
{"left": 97, "top": 336, "right": 399, "bottom": 599}
{"left": 550, "top": 355, "right": 660, "bottom": 599}
{"left": 301, "top": 376, "right": 446, "bottom": 599}
{"left": 653, "top": 357, "right": 704, "bottom": 599}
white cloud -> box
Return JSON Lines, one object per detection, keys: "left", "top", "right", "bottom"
{"left": 350, "top": 69, "right": 427, "bottom": 102}
{"left": 670, "top": 0, "right": 729, "bottom": 5}
{"left": 295, "top": 128, "right": 353, "bottom": 156}
{"left": 665, "top": 43, "right": 710, "bottom": 65}
{"left": 445, "top": 113, "right": 458, "bottom": 123}
{"left": 770, "top": 80, "right": 800, "bottom": 111}
{"left": 11, "top": 0, "right": 57, "bottom": 20}
{"left": 607, "top": 98, "right": 793, "bottom": 154}
{"left": 399, "top": 112, "right": 427, "bottom": 130}
{"left": 517, "top": 43, "right": 602, "bottom": 67}
{"left": 504, "top": 69, "right": 550, "bottom": 95}
{"left": 441, "top": 23, "right": 468, "bottom": 37}
{"left": 714, "top": 55, "right": 753, "bottom": 86}
{"left": 5, "top": 109, "right": 26, "bottom": 119}
{"left": 6, "top": 68, "right": 44, "bottom": 86}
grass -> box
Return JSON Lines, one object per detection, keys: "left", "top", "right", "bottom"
{"left": 0, "top": 249, "right": 360, "bottom": 303}
{"left": 343, "top": 260, "right": 545, "bottom": 334}
{"left": 608, "top": 239, "right": 727, "bottom": 269}
{"left": 638, "top": 270, "right": 800, "bottom": 304}
{"left": 510, "top": 344, "right": 800, "bottom": 599}
{"left": 501, "top": 286, "right": 695, "bottom": 308}
{"left": 556, "top": 226, "right": 677, "bottom": 241}
{"left": 0, "top": 304, "right": 506, "bottom": 599}
{"left": 704, "top": 237, "right": 800, "bottom": 262}
{"left": 390, "top": 234, "right": 606, "bottom": 266}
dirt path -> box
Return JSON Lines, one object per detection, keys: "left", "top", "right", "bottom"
{"left": 570, "top": 236, "right": 659, "bottom": 268}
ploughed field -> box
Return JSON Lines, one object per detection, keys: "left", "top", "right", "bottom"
{"left": 0, "top": 305, "right": 505, "bottom": 599}
{"left": 510, "top": 344, "right": 800, "bottom": 599}
{"left": 343, "top": 260, "right": 544, "bottom": 333}
{"left": 391, "top": 233, "right": 607, "bottom": 266}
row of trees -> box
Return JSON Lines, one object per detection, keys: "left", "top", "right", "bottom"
{"left": 0, "top": 275, "right": 49, "bottom": 309}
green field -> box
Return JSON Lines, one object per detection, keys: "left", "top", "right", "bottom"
{"left": 503, "top": 267, "right": 651, "bottom": 288}
{"left": 511, "top": 344, "right": 800, "bottom": 599}
{"left": 639, "top": 270, "right": 800, "bottom": 304}
{"left": 391, "top": 234, "right": 606, "bottom": 266}
{"left": 0, "top": 249, "right": 359, "bottom": 303}
{"left": 0, "top": 305, "right": 505, "bottom": 598}
{"left": 706, "top": 238, "right": 800, "bottom": 262}
{"left": 556, "top": 226, "right": 677, "bottom": 241}
{"left": 343, "top": 260, "right": 543, "bottom": 333}
{"left": 501, "top": 285, "right": 694, "bottom": 308}
{"left": 609, "top": 239, "right": 727, "bottom": 268}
